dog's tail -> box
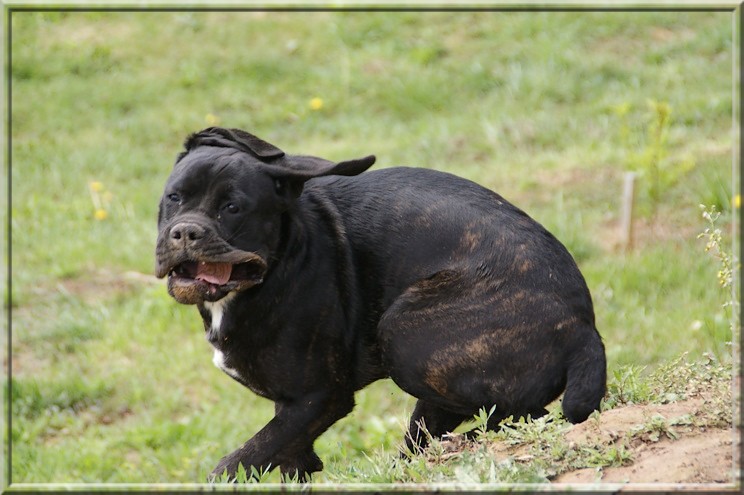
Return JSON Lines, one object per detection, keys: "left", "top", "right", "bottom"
{"left": 561, "top": 327, "right": 607, "bottom": 423}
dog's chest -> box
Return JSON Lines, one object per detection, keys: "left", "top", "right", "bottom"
{"left": 201, "top": 295, "right": 271, "bottom": 397}
{"left": 203, "top": 295, "right": 241, "bottom": 377}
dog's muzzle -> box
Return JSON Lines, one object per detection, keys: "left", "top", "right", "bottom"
{"left": 155, "top": 220, "right": 268, "bottom": 304}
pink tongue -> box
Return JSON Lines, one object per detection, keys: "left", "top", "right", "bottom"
{"left": 195, "top": 262, "right": 232, "bottom": 285}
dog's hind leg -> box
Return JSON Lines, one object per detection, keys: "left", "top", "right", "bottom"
{"left": 403, "top": 399, "right": 472, "bottom": 455}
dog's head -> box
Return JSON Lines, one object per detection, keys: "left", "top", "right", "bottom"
{"left": 155, "top": 127, "right": 376, "bottom": 304}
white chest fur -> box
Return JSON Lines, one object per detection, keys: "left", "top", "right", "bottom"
{"left": 203, "top": 293, "right": 235, "bottom": 333}
{"left": 211, "top": 348, "right": 242, "bottom": 380}
{"left": 203, "top": 294, "right": 242, "bottom": 380}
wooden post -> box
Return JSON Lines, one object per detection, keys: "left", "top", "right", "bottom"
{"left": 620, "top": 172, "right": 637, "bottom": 251}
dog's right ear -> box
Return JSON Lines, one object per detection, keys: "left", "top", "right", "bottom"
{"left": 178, "top": 127, "right": 286, "bottom": 163}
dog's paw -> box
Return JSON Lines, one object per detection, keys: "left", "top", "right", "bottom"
{"left": 208, "top": 452, "right": 273, "bottom": 484}
{"left": 278, "top": 449, "right": 323, "bottom": 483}
{"left": 208, "top": 455, "right": 245, "bottom": 483}
{"left": 207, "top": 463, "right": 234, "bottom": 483}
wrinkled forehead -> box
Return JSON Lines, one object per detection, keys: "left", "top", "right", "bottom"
{"left": 168, "top": 146, "right": 264, "bottom": 185}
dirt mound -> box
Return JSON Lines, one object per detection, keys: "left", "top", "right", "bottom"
{"left": 554, "top": 398, "right": 737, "bottom": 485}
{"left": 436, "top": 394, "right": 738, "bottom": 487}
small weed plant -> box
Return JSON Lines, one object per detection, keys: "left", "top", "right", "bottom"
{"left": 698, "top": 204, "right": 739, "bottom": 296}
{"left": 628, "top": 412, "right": 694, "bottom": 443}
{"left": 613, "top": 99, "right": 696, "bottom": 217}
{"left": 603, "top": 364, "right": 652, "bottom": 408}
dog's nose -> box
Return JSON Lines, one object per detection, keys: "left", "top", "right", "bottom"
{"left": 169, "top": 222, "right": 206, "bottom": 247}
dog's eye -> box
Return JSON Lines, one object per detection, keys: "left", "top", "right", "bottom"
{"left": 224, "top": 203, "right": 239, "bottom": 214}
{"left": 168, "top": 193, "right": 181, "bottom": 204}
{"left": 274, "top": 179, "right": 285, "bottom": 195}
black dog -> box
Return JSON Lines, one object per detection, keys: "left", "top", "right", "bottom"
{"left": 155, "top": 127, "right": 606, "bottom": 481}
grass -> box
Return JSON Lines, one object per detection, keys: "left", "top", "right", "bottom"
{"left": 8, "top": 9, "right": 738, "bottom": 485}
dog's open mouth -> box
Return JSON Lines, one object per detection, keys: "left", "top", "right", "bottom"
{"left": 172, "top": 260, "right": 264, "bottom": 286}
{"left": 164, "top": 257, "right": 267, "bottom": 304}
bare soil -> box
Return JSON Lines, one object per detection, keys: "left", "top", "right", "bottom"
{"left": 468, "top": 397, "right": 740, "bottom": 487}
{"left": 554, "top": 398, "right": 738, "bottom": 486}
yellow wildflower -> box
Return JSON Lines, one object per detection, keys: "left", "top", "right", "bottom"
{"left": 89, "top": 181, "right": 104, "bottom": 192}
{"left": 734, "top": 194, "right": 741, "bottom": 209}
{"left": 94, "top": 209, "right": 108, "bottom": 221}
{"left": 309, "top": 97, "right": 323, "bottom": 111}
{"left": 611, "top": 102, "right": 630, "bottom": 117}
{"left": 205, "top": 113, "right": 220, "bottom": 126}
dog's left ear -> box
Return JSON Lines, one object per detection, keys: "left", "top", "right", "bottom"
{"left": 271, "top": 154, "right": 376, "bottom": 181}
{"left": 262, "top": 154, "right": 376, "bottom": 198}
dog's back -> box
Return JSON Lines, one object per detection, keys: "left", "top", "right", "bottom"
{"left": 307, "top": 166, "right": 606, "bottom": 427}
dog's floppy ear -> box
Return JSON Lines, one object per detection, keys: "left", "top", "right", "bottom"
{"left": 261, "top": 154, "right": 375, "bottom": 198}
{"left": 264, "top": 154, "right": 376, "bottom": 181}
{"left": 181, "top": 127, "right": 286, "bottom": 160}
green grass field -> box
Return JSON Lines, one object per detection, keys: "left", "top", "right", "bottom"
{"left": 8, "top": 10, "right": 738, "bottom": 485}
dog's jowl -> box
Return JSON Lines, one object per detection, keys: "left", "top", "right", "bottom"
{"left": 155, "top": 127, "right": 607, "bottom": 481}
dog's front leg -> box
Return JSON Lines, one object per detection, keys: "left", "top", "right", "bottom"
{"left": 272, "top": 402, "right": 323, "bottom": 482}
{"left": 209, "top": 390, "right": 355, "bottom": 482}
